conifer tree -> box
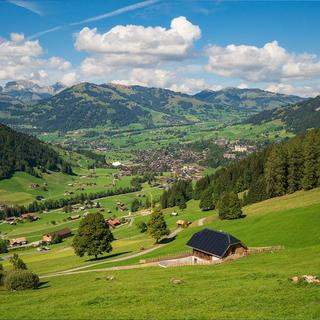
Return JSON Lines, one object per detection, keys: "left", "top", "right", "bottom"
{"left": 199, "top": 188, "right": 215, "bottom": 211}
{"left": 147, "top": 207, "right": 169, "bottom": 243}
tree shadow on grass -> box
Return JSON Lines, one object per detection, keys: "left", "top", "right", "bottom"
{"left": 38, "top": 281, "right": 50, "bottom": 290}
{"left": 159, "top": 235, "right": 176, "bottom": 244}
{"left": 86, "top": 251, "right": 132, "bottom": 262}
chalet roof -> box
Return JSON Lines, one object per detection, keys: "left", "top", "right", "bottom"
{"left": 186, "top": 228, "right": 245, "bottom": 258}
{"left": 46, "top": 228, "right": 72, "bottom": 237}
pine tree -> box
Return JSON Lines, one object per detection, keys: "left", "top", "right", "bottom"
{"left": 219, "top": 192, "right": 242, "bottom": 220}
{"left": 302, "top": 131, "right": 320, "bottom": 190}
{"left": 199, "top": 188, "right": 215, "bottom": 211}
{"left": 147, "top": 207, "right": 169, "bottom": 243}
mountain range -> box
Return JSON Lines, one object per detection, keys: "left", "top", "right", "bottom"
{"left": 0, "top": 80, "right": 65, "bottom": 105}
{"left": 0, "top": 81, "right": 305, "bottom": 133}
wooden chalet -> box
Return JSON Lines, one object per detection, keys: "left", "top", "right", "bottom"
{"left": 43, "top": 228, "right": 72, "bottom": 242}
{"left": 187, "top": 228, "right": 247, "bottom": 262}
{"left": 9, "top": 237, "right": 28, "bottom": 246}
{"left": 106, "top": 218, "right": 121, "bottom": 228}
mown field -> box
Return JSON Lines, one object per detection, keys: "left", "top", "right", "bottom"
{"left": 0, "top": 188, "right": 319, "bottom": 319}
{"left": 0, "top": 167, "right": 132, "bottom": 206}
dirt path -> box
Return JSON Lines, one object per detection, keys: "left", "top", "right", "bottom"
{"left": 41, "top": 227, "right": 183, "bottom": 278}
{"left": 198, "top": 217, "right": 206, "bottom": 226}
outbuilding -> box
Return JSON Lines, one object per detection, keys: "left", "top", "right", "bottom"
{"left": 43, "top": 228, "right": 72, "bottom": 242}
{"left": 187, "top": 228, "right": 247, "bottom": 263}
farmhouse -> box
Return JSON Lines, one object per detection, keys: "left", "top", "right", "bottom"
{"left": 43, "top": 228, "right": 72, "bottom": 242}
{"left": 106, "top": 218, "right": 121, "bottom": 228}
{"left": 21, "top": 213, "right": 39, "bottom": 221}
{"left": 9, "top": 237, "right": 27, "bottom": 246}
{"left": 187, "top": 228, "right": 247, "bottom": 263}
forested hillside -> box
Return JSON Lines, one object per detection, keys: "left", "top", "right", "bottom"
{"left": 194, "top": 129, "right": 320, "bottom": 205}
{"left": 0, "top": 123, "right": 72, "bottom": 179}
{"left": 0, "top": 82, "right": 305, "bottom": 133}
{"left": 194, "top": 88, "right": 304, "bottom": 111}
{"left": 248, "top": 95, "right": 320, "bottom": 133}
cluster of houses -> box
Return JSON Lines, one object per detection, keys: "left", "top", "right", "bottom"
{"left": 214, "top": 138, "right": 257, "bottom": 160}
{"left": 5, "top": 213, "right": 39, "bottom": 225}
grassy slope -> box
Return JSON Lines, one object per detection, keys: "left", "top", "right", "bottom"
{"left": 1, "top": 188, "right": 320, "bottom": 319}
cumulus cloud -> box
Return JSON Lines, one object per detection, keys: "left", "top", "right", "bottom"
{"left": 0, "top": 33, "right": 72, "bottom": 84}
{"left": 266, "top": 83, "right": 320, "bottom": 98}
{"left": 206, "top": 41, "right": 320, "bottom": 82}
{"left": 76, "top": 16, "right": 201, "bottom": 76}
{"left": 111, "top": 68, "right": 220, "bottom": 94}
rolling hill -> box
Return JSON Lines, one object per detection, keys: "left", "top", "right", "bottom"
{"left": 0, "top": 82, "right": 305, "bottom": 133}
{"left": 247, "top": 95, "right": 320, "bottom": 133}
{"left": 193, "top": 87, "right": 304, "bottom": 111}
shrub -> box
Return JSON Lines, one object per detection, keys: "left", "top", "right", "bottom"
{"left": 4, "top": 270, "right": 39, "bottom": 291}
{"left": 9, "top": 253, "right": 27, "bottom": 270}
{"left": 0, "top": 264, "right": 4, "bottom": 286}
{"left": 50, "top": 234, "right": 63, "bottom": 244}
{"left": 0, "top": 239, "right": 8, "bottom": 254}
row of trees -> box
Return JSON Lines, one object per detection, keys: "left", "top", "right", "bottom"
{"left": 0, "top": 185, "right": 141, "bottom": 220}
{"left": 160, "top": 180, "right": 193, "bottom": 209}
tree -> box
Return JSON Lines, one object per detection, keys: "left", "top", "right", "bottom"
{"left": 136, "top": 221, "right": 147, "bottom": 233}
{"left": 131, "top": 198, "right": 141, "bottom": 212}
{"left": 199, "top": 188, "right": 215, "bottom": 211}
{"left": 219, "top": 192, "right": 243, "bottom": 220}
{"left": 147, "top": 207, "right": 169, "bottom": 243}
{"left": 0, "top": 239, "right": 8, "bottom": 254}
{"left": 72, "top": 212, "right": 114, "bottom": 260}
{"left": 9, "top": 253, "right": 27, "bottom": 270}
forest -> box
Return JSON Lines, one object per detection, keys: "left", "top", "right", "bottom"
{"left": 0, "top": 123, "right": 72, "bottom": 180}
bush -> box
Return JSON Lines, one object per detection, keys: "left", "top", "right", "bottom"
{"left": 50, "top": 234, "right": 63, "bottom": 244}
{"left": 0, "top": 239, "right": 8, "bottom": 254}
{"left": 9, "top": 253, "right": 27, "bottom": 270}
{"left": 0, "top": 264, "right": 4, "bottom": 286}
{"left": 4, "top": 270, "right": 39, "bottom": 291}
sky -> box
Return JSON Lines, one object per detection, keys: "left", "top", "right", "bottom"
{"left": 0, "top": 0, "right": 320, "bottom": 96}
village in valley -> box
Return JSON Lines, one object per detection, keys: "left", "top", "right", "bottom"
{"left": 0, "top": 1, "right": 320, "bottom": 319}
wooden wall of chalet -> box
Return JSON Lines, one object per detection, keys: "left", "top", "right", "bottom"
{"left": 192, "top": 249, "right": 213, "bottom": 261}
{"left": 224, "top": 244, "right": 247, "bottom": 257}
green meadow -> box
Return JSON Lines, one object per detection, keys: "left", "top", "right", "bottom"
{"left": 0, "top": 188, "right": 320, "bottom": 319}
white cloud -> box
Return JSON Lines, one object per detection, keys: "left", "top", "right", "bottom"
{"left": 76, "top": 16, "right": 201, "bottom": 76}
{"left": 206, "top": 41, "right": 320, "bottom": 82}
{"left": 61, "top": 72, "right": 78, "bottom": 86}
{"left": 0, "top": 33, "right": 72, "bottom": 84}
{"left": 266, "top": 83, "right": 320, "bottom": 98}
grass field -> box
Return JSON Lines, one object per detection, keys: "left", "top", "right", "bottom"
{"left": 0, "top": 187, "right": 320, "bottom": 319}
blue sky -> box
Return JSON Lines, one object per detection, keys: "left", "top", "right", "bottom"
{"left": 1, "top": 0, "right": 320, "bottom": 96}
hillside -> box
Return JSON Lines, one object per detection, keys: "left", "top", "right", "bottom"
{"left": 0, "top": 82, "right": 304, "bottom": 133}
{"left": 194, "top": 87, "right": 304, "bottom": 112}
{"left": 0, "top": 186, "right": 319, "bottom": 319}
{"left": 248, "top": 95, "right": 320, "bottom": 133}
{"left": 0, "top": 123, "right": 72, "bottom": 180}
{"left": 194, "top": 129, "right": 320, "bottom": 206}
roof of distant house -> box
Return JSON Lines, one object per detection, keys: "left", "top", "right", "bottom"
{"left": 186, "top": 228, "right": 246, "bottom": 258}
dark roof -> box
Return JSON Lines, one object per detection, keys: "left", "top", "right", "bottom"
{"left": 48, "top": 228, "right": 72, "bottom": 237}
{"left": 186, "top": 228, "right": 245, "bottom": 258}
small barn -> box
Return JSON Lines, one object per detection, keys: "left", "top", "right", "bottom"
{"left": 43, "top": 228, "right": 72, "bottom": 242}
{"left": 9, "top": 237, "right": 27, "bottom": 246}
{"left": 106, "top": 218, "right": 121, "bottom": 228}
{"left": 187, "top": 228, "right": 247, "bottom": 263}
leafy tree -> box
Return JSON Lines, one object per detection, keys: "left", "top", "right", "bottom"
{"left": 131, "top": 198, "right": 141, "bottom": 212}
{"left": 219, "top": 192, "right": 243, "bottom": 220}
{"left": 9, "top": 254, "right": 27, "bottom": 270}
{"left": 72, "top": 212, "right": 114, "bottom": 260}
{"left": 0, "top": 239, "right": 8, "bottom": 254}
{"left": 136, "top": 221, "right": 148, "bottom": 233}
{"left": 147, "top": 207, "right": 169, "bottom": 243}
